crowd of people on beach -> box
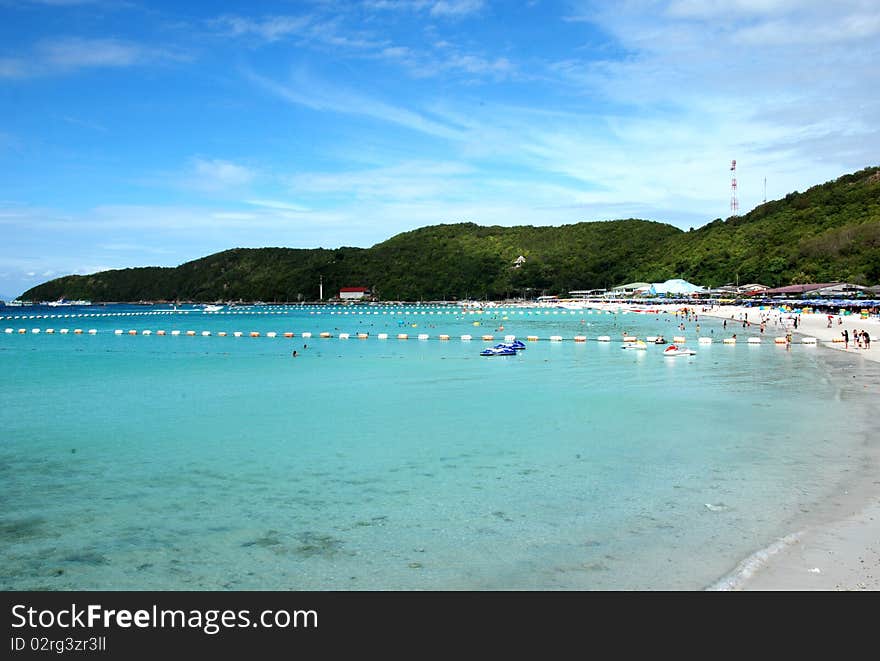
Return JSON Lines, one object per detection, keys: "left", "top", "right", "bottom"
{"left": 841, "top": 328, "right": 871, "bottom": 349}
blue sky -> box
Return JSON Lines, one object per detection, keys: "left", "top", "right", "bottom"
{"left": 1, "top": 0, "right": 878, "bottom": 297}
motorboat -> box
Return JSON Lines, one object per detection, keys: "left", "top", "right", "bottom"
{"left": 621, "top": 340, "right": 647, "bottom": 350}
{"left": 203, "top": 304, "right": 224, "bottom": 313}
{"left": 663, "top": 344, "right": 696, "bottom": 356}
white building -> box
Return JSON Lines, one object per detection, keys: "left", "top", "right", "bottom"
{"left": 339, "top": 287, "right": 369, "bottom": 300}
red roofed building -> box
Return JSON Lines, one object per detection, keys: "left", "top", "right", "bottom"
{"left": 339, "top": 287, "right": 370, "bottom": 300}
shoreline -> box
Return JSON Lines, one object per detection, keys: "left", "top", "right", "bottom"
{"left": 698, "top": 305, "right": 880, "bottom": 590}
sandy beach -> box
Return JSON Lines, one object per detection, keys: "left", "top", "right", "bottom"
{"left": 698, "top": 305, "right": 879, "bottom": 590}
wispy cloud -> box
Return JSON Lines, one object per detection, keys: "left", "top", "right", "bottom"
{"left": 364, "top": 0, "right": 485, "bottom": 17}
{"left": 548, "top": 0, "right": 880, "bottom": 210}
{"left": 289, "top": 161, "right": 475, "bottom": 201}
{"left": 210, "top": 13, "right": 387, "bottom": 50}
{"left": 0, "top": 37, "right": 187, "bottom": 79}
{"left": 244, "top": 68, "right": 467, "bottom": 141}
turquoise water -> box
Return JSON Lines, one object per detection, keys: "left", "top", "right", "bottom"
{"left": 1, "top": 304, "right": 876, "bottom": 590}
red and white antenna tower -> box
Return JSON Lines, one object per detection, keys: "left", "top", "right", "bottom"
{"left": 730, "top": 159, "right": 739, "bottom": 215}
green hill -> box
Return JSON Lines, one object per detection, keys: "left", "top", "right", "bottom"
{"left": 632, "top": 167, "right": 880, "bottom": 287}
{"left": 22, "top": 166, "right": 880, "bottom": 302}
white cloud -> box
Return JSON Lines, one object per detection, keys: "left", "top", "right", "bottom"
{"left": 187, "top": 158, "right": 256, "bottom": 191}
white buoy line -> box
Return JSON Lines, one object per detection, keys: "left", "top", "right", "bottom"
{"left": 1, "top": 328, "right": 822, "bottom": 346}
{"left": 2, "top": 307, "right": 620, "bottom": 322}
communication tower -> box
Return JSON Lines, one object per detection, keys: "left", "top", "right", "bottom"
{"left": 730, "top": 160, "right": 739, "bottom": 215}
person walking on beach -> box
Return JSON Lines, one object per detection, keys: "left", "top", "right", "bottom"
{"left": 842, "top": 329, "right": 849, "bottom": 349}
{"left": 865, "top": 330, "right": 871, "bottom": 350}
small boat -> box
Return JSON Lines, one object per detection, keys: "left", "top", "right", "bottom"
{"left": 663, "top": 344, "right": 696, "bottom": 357}
{"left": 621, "top": 340, "right": 647, "bottom": 350}
{"left": 203, "top": 304, "right": 224, "bottom": 313}
{"left": 654, "top": 336, "right": 668, "bottom": 344}
{"left": 480, "top": 346, "right": 517, "bottom": 356}
{"left": 494, "top": 340, "right": 525, "bottom": 351}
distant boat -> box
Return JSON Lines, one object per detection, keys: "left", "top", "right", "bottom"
{"left": 47, "top": 297, "right": 91, "bottom": 307}
{"left": 203, "top": 304, "right": 224, "bottom": 313}
{"left": 621, "top": 340, "right": 647, "bottom": 350}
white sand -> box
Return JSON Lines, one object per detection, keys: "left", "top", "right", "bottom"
{"left": 698, "top": 304, "right": 878, "bottom": 363}
{"left": 697, "top": 304, "right": 880, "bottom": 590}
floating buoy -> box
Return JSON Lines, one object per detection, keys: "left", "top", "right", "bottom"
{"left": 597, "top": 336, "right": 610, "bottom": 342}
{"left": 801, "top": 337, "right": 817, "bottom": 344}
{"left": 114, "top": 329, "right": 124, "bottom": 335}
{"left": 623, "top": 336, "right": 637, "bottom": 342}
{"left": 266, "top": 332, "right": 276, "bottom": 338}
{"left": 339, "top": 333, "right": 350, "bottom": 339}
{"left": 418, "top": 333, "right": 429, "bottom": 340}
{"left": 397, "top": 333, "right": 408, "bottom": 340}
{"left": 357, "top": 333, "right": 368, "bottom": 339}
{"left": 378, "top": 333, "right": 388, "bottom": 339}
{"left": 233, "top": 331, "right": 243, "bottom": 337}
{"left": 88, "top": 329, "right": 97, "bottom": 335}
{"left": 673, "top": 336, "right": 686, "bottom": 343}
{"left": 550, "top": 335, "right": 563, "bottom": 342}
{"left": 574, "top": 335, "right": 586, "bottom": 342}
{"left": 504, "top": 335, "right": 517, "bottom": 342}
{"left": 747, "top": 337, "right": 761, "bottom": 344}
{"left": 143, "top": 330, "right": 152, "bottom": 335}
{"left": 460, "top": 334, "right": 472, "bottom": 341}
{"left": 481, "top": 334, "right": 494, "bottom": 341}
{"left": 171, "top": 330, "right": 181, "bottom": 336}
{"left": 218, "top": 332, "right": 227, "bottom": 337}
{"left": 646, "top": 336, "right": 657, "bottom": 342}
{"left": 250, "top": 332, "right": 261, "bottom": 338}
{"left": 283, "top": 332, "right": 295, "bottom": 338}
{"left": 439, "top": 334, "right": 450, "bottom": 341}
{"left": 831, "top": 336, "right": 844, "bottom": 343}
{"left": 202, "top": 331, "right": 212, "bottom": 336}
{"left": 186, "top": 330, "right": 196, "bottom": 336}
{"left": 129, "top": 330, "right": 138, "bottom": 335}
{"left": 157, "top": 330, "right": 166, "bottom": 336}
{"left": 723, "top": 338, "right": 736, "bottom": 344}
{"left": 46, "top": 328, "right": 55, "bottom": 334}
{"left": 73, "top": 329, "right": 83, "bottom": 334}
{"left": 698, "top": 337, "right": 713, "bottom": 344}
{"left": 774, "top": 337, "right": 787, "bottom": 344}
{"left": 301, "top": 332, "right": 312, "bottom": 338}
{"left": 60, "top": 329, "right": 69, "bottom": 334}
{"left": 31, "top": 328, "right": 40, "bottom": 334}
{"left": 527, "top": 335, "right": 539, "bottom": 341}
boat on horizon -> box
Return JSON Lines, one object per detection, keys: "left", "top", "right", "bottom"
{"left": 46, "top": 297, "right": 91, "bottom": 307}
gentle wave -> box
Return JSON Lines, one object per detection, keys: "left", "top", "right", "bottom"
{"left": 706, "top": 531, "right": 805, "bottom": 590}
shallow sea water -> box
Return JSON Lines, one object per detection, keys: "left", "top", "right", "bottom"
{"left": 0, "top": 304, "right": 876, "bottom": 590}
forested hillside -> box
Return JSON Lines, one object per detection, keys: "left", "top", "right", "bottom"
{"left": 22, "top": 166, "right": 880, "bottom": 301}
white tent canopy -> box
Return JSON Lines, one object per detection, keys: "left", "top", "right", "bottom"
{"left": 647, "top": 279, "right": 705, "bottom": 295}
